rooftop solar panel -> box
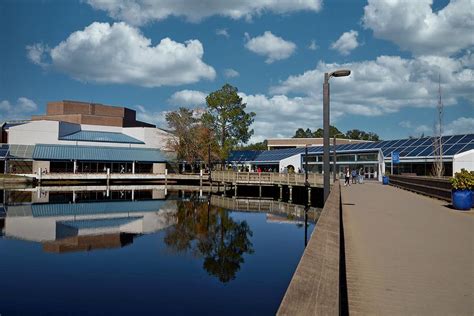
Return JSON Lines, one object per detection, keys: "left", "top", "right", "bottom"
{"left": 398, "top": 146, "right": 417, "bottom": 156}
{"left": 347, "top": 143, "right": 369, "bottom": 150}
{"left": 356, "top": 142, "right": 376, "bottom": 150}
{"left": 337, "top": 144, "right": 352, "bottom": 150}
{"left": 416, "top": 146, "right": 434, "bottom": 157}
{"left": 443, "top": 144, "right": 466, "bottom": 156}
{"left": 389, "top": 139, "right": 408, "bottom": 148}
{"left": 405, "top": 145, "right": 428, "bottom": 156}
{"left": 440, "top": 135, "right": 455, "bottom": 145}
{"left": 410, "top": 137, "right": 431, "bottom": 146}
{"left": 229, "top": 133, "right": 473, "bottom": 163}
{"left": 458, "top": 134, "right": 474, "bottom": 143}
{"left": 379, "top": 140, "right": 398, "bottom": 148}
{"left": 363, "top": 142, "right": 381, "bottom": 149}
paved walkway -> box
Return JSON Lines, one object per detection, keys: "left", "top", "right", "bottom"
{"left": 342, "top": 182, "right": 473, "bottom": 315}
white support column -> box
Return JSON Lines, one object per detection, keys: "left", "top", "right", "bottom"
{"left": 132, "top": 161, "right": 136, "bottom": 174}
{"left": 73, "top": 160, "right": 77, "bottom": 174}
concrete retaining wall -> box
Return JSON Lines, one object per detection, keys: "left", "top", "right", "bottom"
{"left": 277, "top": 182, "right": 341, "bottom": 315}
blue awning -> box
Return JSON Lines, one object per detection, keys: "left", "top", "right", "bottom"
{"left": 32, "top": 200, "right": 166, "bottom": 217}
{"left": 33, "top": 144, "right": 167, "bottom": 162}
{"left": 60, "top": 130, "right": 144, "bottom": 144}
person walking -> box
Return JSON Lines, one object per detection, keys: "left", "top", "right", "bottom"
{"left": 344, "top": 167, "right": 350, "bottom": 186}
{"left": 359, "top": 167, "right": 364, "bottom": 184}
{"left": 351, "top": 169, "right": 357, "bottom": 184}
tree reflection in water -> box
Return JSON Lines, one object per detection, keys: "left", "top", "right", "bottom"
{"left": 164, "top": 195, "right": 254, "bottom": 283}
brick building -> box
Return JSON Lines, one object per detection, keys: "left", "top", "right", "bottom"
{"left": 32, "top": 100, "right": 155, "bottom": 128}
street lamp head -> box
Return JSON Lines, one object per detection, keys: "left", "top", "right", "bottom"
{"left": 330, "top": 69, "right": 351, "bottom": 78}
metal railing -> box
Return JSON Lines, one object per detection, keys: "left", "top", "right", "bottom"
{"left": 389, "top": 174, "right": 452, "bottom": 201}
{"left": 211, "top": 171, "right": 327, "bottom": 187}
{"left": 211, "top": 195, "right": 321, "bottom": 222}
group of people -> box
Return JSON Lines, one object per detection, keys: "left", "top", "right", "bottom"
{"left": 344, "top": 167, "right": 365, "bottom": 186}
{"left": 233, "top": 165, "right": 275, "bottom": 173}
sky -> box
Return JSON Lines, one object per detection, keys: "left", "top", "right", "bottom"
{"left": 0, "top": 0, "right": 473, "bottom": 142}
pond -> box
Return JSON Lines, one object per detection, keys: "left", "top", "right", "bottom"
{"left": 0, "top": 187, "right": 319, "bottom": 315}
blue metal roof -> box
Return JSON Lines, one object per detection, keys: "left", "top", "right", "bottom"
{"left": 59, "top": 216, "right": 143, "bottom": 229}
{"left": 60, "top": 130, "right": 144, "bottom": 144}
{"left": 32, "top": 199, "right": 166, "bottom": 217}
{"left": 228, "top": 150, "right": 264, "bottom": 162}
{"left": 33, "top": 144, "right": 166, "bottom": 162}
{"left": 229, "top": 133, "right": 474, "bottom": 163}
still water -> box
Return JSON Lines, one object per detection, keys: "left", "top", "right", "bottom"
{"left": 0, "top": 187, "right": 318, "bottom": 315}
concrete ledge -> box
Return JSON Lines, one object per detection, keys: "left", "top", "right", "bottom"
{"left": 277, "top": 181, "right": 341, "bottom": 315}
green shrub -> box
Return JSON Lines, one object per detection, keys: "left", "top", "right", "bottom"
{"left": 450, "top": 169, "right": 474, "bottom": 190}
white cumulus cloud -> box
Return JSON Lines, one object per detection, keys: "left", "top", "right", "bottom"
{"left": 26, "top": 43, "right": 50, "bottom": 67}
{"left": 0, "top": 97, "right": 38, "bottom": 121}
{"left": 330, "top": 30, "right": 359, "bottom": 56}
{"left": 224, "top": 68, "right": 240, "bottom": 78}
{"left": 135, "top": 105, "right": 169, "bottom": 129}
{"left": 245, "top": 31, "right": 296, "bottom": 63}
{"left": 26, "top": 22, "right": 216, "bottom": 87}
{"left": 308, "top": 39, "right": 318, "bottom": 51}
{"left": 86, "top": 0, "right": 322, "bottom": 25}
{"left": 270, "top": 53, "right": 474, "bottom": 116}
{"left": 363, "top": 0, "right": 474, "bottom": 56}
{"left": 444, "top": 117, "right": 474, "bottom": 135}
{"left": 168, "top": 90, "right": 207, "bottom": 106}
{"left": 240, "top": 93, "right": 345, "bottom": 142}
{"left": 216, "top": 28, "right": 230, "bottom": 38}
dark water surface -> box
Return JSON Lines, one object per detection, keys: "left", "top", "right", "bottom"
{"left": 0, "top": 189, "right": 316, "bottom": 315}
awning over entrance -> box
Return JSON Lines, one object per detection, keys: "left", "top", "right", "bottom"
{"left": 33, "top": 144, "right": 166, "bottom": 162}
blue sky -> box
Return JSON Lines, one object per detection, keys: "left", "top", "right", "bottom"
{"left": 1, "top": 0, "right": 473, "bottom": 142}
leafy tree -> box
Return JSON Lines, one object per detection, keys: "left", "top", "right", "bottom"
{"left": 293, "top": 128, "right": 308, "bottom": 138}
{"left": 235, "top": 140, "right": 268, "bottom": 151}
{"left": 166, "top": 108, "right": 220, "bottom": 170}
{"left": 292, "top": 125, "right": 380, "bottom": 140}
{"left": 312, "top": 125, "right": 345, "bottom": 138}
{"left": 166, "top": 108, "right": 199, "bottom": 167}
{"left": 202, "top": 84, "right": 256, "bottom": 160}
{"left": 293, "top": 125, "right": 345, "bottom": 138}
{"left": 194, "top": 125, "right": 221, "bottom": 166}
{"left": 164, "top": 198, "right": 254, "bottom": 283}
{"left": 198, "top": 208, "right": 254, "bottom": 283}
{"left": 345, "top": 129, "right": 380, "bottom": 141}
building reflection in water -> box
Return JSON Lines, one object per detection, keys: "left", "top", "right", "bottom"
{"left": 2, "top": 187, "right": 177, "bottom": 253}
{"left": 1, "top": 187, "right": 319, "bottom": 283}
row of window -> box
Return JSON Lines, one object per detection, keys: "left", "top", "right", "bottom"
{"left": 302, "top": 153, "right": 378, "bottom": 163}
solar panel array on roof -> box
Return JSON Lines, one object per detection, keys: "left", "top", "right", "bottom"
{"left": 378, "top": 134, "right": 473, "bottom": 158}
{"left": 60, "top": 130, "right": 144, "bottom": 144}
{"left": 228, "top": 134, "right": 473, "bottom": 163}
{"left": 228, "top": 150, "right": 263, "bottom": 162}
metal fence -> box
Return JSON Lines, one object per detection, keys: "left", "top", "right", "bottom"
{"left": 211, "top": 171, "right": 326, "bottom": 187}
{"left": 389, "top": 174, "right": 452, "bottom": 201}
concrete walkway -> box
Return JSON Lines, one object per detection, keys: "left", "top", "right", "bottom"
{"left": 342, "top": 182, "right": 473, "bottom": 315}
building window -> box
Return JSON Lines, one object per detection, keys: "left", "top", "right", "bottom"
{"left": 357, "top": 153, "right": 378, "bottom": 161}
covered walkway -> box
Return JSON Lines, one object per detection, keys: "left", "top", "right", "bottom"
{"left": 342, "top": 182, "right": 473, "bottom": 315}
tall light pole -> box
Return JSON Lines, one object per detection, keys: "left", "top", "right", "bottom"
{"left": 333, "top": 133, "right": 345, "bottom": 183}
{"left": 323, "top": 69, "right": 351, "bottom": 202}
